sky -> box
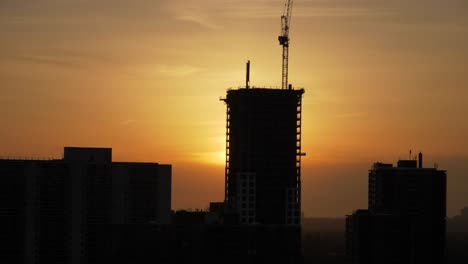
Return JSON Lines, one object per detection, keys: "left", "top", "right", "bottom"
{"left": 1, "top": 0, "right": 468, "bottom": 217}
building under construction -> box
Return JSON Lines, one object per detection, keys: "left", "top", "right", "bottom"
{"left": 222, "top": 85, "right": 304, "bottom": 225}
{"left": 219, "top": 0, "right": 303, "bottom": 227}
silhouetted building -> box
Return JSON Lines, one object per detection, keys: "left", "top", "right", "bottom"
{"left": 172, "top": 210, "right": 207, "bottom": 225}
{"left": 449, "top": 207, "right": 468, "bottom": 232}
{"left": 209, "top": 201, "right": 224, "bottom": 213}
{"left": 462, "top": 207, "right": 468, "bottom": 218}
{"left": 95, "top": 223, "right": 301, "bottom": 264}
{"left": 346, "top": 210, "right": 371, "bottom": 264}
{"left": 0, "top": 147, "right": 171, "bottom": 264}
{"left": 446, "top": 207, "right": 468, "bottom": 263}
{"left": 170, "top": 205, "right": 230, "bottom": 226}
{"left": 346, "top": 153, "right": 446, "bottom": 264}
{"left": 221, "top": 87, "right": 304, "bottom": 225}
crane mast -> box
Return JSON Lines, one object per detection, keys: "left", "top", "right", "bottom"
{"left": 278, "top": 0, "right": 293, "bottom": 89}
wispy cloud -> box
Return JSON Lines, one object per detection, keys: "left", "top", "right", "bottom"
{"left": 166, "top": 0, "right": 278, "bottom": 29}
{"left": 156, "top": 64, "right": 201, "bottom": 77}
{"left": 6, "top": 50, "right": 117, "bottom": 70}
{"left": 8, "top": 54, "right": 83, "bottom": 68}
{"left": 120, "top": 119, "right": 137, "bottom": 126}
{"left": 295, "top": 7, "right": 394, "bottom": 18}
{"left": 176, "top": 15, "right": 221, "bottom": 29}
{"left": 167, "top": 0, "right": 396, "bottom": 22}
{"left": 333, "top": 112, "right": 366, "bottom": 119}
{"left": 188, "top": 151, "right": 225, "bottom": 165}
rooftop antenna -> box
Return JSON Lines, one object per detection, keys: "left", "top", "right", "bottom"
{"left": 418, "top": 152, "right": 423, "bottom": 168}
{"left": 246, "top": 60, "right": 250, "bottom": 89}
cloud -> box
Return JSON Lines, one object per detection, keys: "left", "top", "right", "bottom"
{"left": 176, "top": 15, "right": 221, "bottom": 29}
{"left": 166, "top": 0, "right": 279, "bottom": 28}
{"left": 156, "top": 64, "right": 202, "bottom": 77}
{"left": 120, "top": 119, "right": 137, "bottom": 126}
{"left": 6, "top": 50, "right": 116, "bottom": 70}
{"left": 333, "top": 112, "right": 366, "bottom": 119}
{"left": 8, "top": 54, "right": 83, "bottom": 68}
{"left": 188, "top": 151, "right": 225, "bottom": 165}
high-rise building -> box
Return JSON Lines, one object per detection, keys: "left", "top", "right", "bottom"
{"left": 221, "top": 87, "right": 305, "bottom": 225}
{"left": 0, "top": 147, "right": 171, "bottom": 264}
{"left": 346, "top": 153, "right": 446, "bottom": 264}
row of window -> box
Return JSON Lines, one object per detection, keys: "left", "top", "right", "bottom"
{"left": 241, "top": 196, "right": 255, "bottom": 202}
{"left": 241, "top": 202, "right": 255, "bottom": 209}
{"left": 241, "top": 181, "right": 255, "bottom": 188}
{"left": 240, "top": 217, "right": 256, "bottom": 224}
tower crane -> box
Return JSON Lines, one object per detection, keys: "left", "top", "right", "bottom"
{"left": 278, "top": 0, "right": 294, "bottom": 89}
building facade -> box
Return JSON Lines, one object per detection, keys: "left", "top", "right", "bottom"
{"left": 0, "top": 147, "right": 171, "bottom": 264}
{"left": 346, "top": 154, "right": 446, "bottom": 264}
{"left": 222, "top": 87, "right": 304, "bottom": 225}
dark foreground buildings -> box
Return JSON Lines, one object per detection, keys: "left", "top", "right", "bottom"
{"left": 1, "top": 86, "right": 305, "bottom": 263}
{"left": 346, "top": 153, "right": 446, "bottom": 264}
{"left": 0, "top": 147, "right": 171, "bottom": 264}
{"left": 104, "top": 86, "right": 305, "bottom": 263}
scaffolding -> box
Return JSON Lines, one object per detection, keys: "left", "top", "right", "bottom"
{"left": 221, "top": 87, "right": 304, "bottom": 225}
{"left": 295, "top": 92, "right": 303, "bottom": 224}
{"left": 225, "top": 101, "right": 231, "bottom": 202}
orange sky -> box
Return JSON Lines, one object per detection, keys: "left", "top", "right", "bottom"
{"left": 1, "top": 0, "right": 468, "bottom": 217}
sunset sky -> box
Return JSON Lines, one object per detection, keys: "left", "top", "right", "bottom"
{"left": 1, "top": 0, "right": 467, "bottom": 217}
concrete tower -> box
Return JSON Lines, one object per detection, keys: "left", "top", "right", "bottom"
{"left": 222, "top": 87, "right": 304, "bottom": 225}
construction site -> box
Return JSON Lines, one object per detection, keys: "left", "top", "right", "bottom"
{"left": 221, "top": 0, "right": 305, "bottom": 226}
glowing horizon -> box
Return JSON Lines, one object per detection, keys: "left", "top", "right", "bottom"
{"left": 1, "top": 0, "right": 468, "bottom": 217}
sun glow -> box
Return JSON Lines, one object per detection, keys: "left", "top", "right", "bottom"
{"left": 190, "top": 151, "right": 225, "bottom": 166}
